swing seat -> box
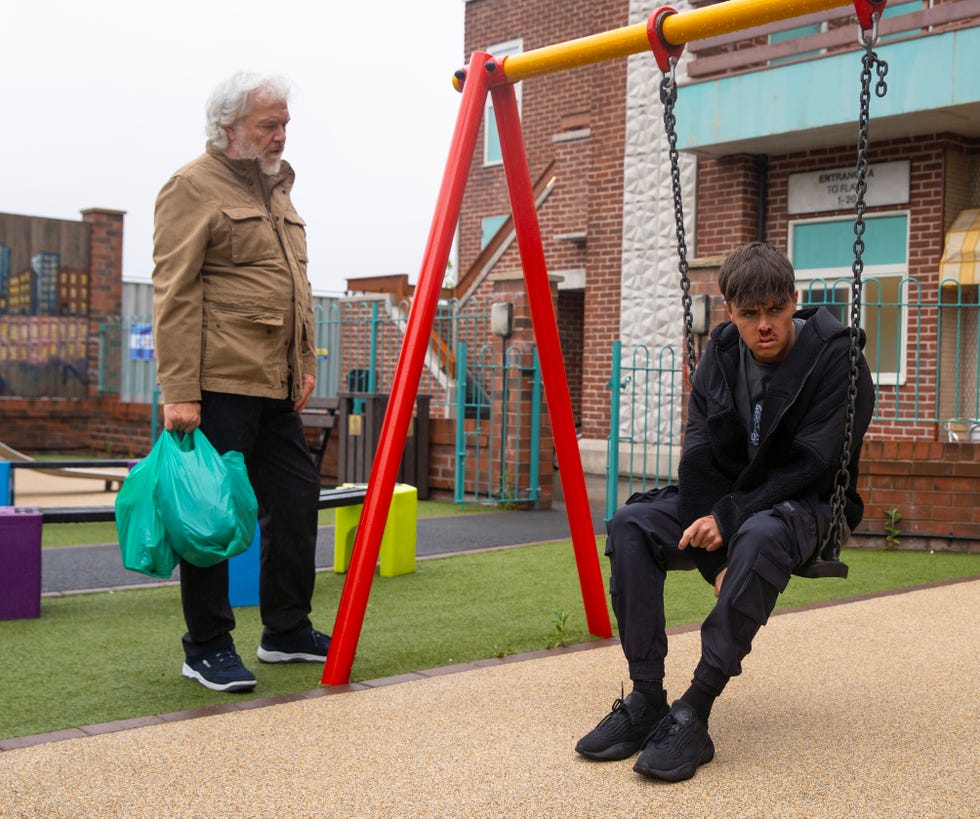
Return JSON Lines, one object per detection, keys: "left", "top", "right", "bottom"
{"left": 794, "top": 557, "right": 849, "bottom": 579}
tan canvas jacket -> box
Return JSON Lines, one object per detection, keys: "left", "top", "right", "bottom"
{"left": 152, "top": 144, "right": 316, "bottom": 405}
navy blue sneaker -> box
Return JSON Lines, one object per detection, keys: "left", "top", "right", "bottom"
{"left": 633, "top": 700, "right": 714, "bottom": 782}
{"left": 182, "top": 648, "right": 257, "bottom": 693}
{"left": 257, "top": 629, "right": 330, "bottom": 663}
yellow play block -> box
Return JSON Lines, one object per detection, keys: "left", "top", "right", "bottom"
{"left": 334, "top": 483, "right": 417, "bottom": 577}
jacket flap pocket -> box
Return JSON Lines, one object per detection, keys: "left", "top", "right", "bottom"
{"left": 221, "top": 207, "right": 268, "bottom": 223}
{"left": 212, "top": 302, "right": 284, "bottom": 327}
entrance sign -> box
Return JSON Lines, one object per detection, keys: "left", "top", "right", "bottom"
{"left": 788, "top": 160, "right": 909, "bottom": 214}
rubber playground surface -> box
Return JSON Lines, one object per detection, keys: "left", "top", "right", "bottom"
{"left": 2, "top": 470, "right": 978, "bottom": 815}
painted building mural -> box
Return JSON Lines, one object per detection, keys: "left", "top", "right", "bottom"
{"left": 0, "top": 213, "right": 94, "bottom": 398}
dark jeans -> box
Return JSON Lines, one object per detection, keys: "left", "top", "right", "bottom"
{"left": 179, "top": 391, "right": 321, "bottom": 658}
{"left": 605, "top": 486, "right": 822, "bottom": 692}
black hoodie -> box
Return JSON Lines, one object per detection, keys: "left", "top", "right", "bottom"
{"left": 678, "top": 305, "right": 875, "bottom": 542}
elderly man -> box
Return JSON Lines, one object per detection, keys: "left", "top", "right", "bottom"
{"left": 152, "top": 72, "right": 326, "bottom": 692}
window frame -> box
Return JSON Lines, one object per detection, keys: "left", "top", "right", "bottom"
{"left": 788, "top": 211, "right": 910, "bottom": 386}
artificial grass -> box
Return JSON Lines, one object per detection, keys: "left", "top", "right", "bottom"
{"left": 1, "top": 541, "right": 978, "bottom": 741}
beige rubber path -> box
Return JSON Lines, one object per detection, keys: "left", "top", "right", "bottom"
{"left": 1, "top": 575, "right": 977, "bottom": 816}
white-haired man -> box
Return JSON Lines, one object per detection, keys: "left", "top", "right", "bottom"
{"left": 152, "top": 72, "right": 327, "bottom": 692}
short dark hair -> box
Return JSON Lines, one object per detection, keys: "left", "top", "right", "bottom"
{"left": 717, "top": 242, "right": 796, "bottom": 307}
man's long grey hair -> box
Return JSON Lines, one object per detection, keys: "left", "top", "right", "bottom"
{"left": 205, "top": 72, "right": 291, "bottom": 150}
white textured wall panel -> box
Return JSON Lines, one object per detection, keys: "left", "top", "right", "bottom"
{"left": 618, "top": 0, "right": 698, "bottom": 449}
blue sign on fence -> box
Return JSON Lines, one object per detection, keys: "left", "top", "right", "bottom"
{"left": 129, "top": 323, "right": 155, "bottom": 360}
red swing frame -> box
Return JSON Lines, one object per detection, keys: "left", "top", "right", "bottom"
{"left": 322, "top": 0, "right": 887, "bottom": 685}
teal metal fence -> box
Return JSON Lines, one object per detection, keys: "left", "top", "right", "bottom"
{"left": 605, "top": 341, "right": 683, "bottom": 521}
{"left": 455, "top": 342, "right": 542, "bottom": 507}
{"left": 312, "top": 296, "right": 493, "bottom": 414}
{"left": 98, "top": 315, "right": 157, "bottom": 402}
{"left": 606, "top": 278, "right": 980, "bottom": 519}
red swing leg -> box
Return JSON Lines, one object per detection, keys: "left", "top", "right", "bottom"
{"left": 322, "top": 52, "right": 493, "bottom": 686}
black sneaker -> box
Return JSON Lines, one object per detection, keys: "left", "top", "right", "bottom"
{"left": 257, "top": 629, "right": 330, "bottom": 663}
{"left": 181, "top": 648, "right": 257, "bottom": 693}
{"left": 633, "top": 700, "right": 714, "bottom": 782}
{"left": 575, "top": 688, "right": 669, "bottom": 761}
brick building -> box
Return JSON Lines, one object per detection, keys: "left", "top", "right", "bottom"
{"left": 455, "top": 0, "right": 980, "bottom": 546}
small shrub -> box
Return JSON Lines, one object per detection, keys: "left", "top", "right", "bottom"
{"left": 546, "top": 609, "right": 571, "bottom": 649}
{"left": 884, "top": 508, "right": 902, "bottom": 551}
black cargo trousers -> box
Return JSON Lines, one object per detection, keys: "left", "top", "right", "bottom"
{"left": 605, "top": 485, "right": 822, "bottom": 693}
{"left": 179, "top": 390, "right": 321, "bottom": 659}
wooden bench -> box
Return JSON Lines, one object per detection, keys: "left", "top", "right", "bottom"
{"left": 301, "top": 397, "right": 340, "bottom": 473}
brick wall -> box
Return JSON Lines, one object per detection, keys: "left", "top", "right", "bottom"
{"left": 557, "top": 289, "right": 585, "bottom": 427}
{"left": 856, "top": 438, "right": 980, "bottom": 552}
{"left": 81, "top": 209, "right": 125, "bottom": 399}
{"left": 460, "top": 0, "right": 628, "bottom": 445}
{"left": 0, "top": 397, "right": 156, "bottom": 457}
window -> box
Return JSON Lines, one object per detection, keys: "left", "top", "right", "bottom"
{"left": 31, "top": 252, "right": 60, "bottom": 316}
{"left": 483, "top": 39, "right": 523, "bottom": 167}
{"left": 768, "top": 21, "right": 826, "bottom": 64}
{"left": 879, "top": 0, "right": 923, "bottom": 40}
{"left": 790, "top": 213, "right": 909, "bottom": 385}
{"left": 481, "top": 214, "right": 508, "bottom": 248}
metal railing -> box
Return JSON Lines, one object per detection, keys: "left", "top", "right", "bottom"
{"left": 312, "top": 295, "right": 493, "bottom": 416}
{"left": 686, "top": 1, "right": 976, "bottom": 80}
{"left": 606, "top": 276, "right": 980, "bottom": 518}
{"left": 454, "top": 342, "right": 542, "bottom": 507}
{"left": 606, "top": 342, "right": 684, "bottom": 520}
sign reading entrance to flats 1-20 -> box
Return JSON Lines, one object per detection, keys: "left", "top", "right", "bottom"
{"left": 788, "top": 160, "right": 910, "bottom": 215}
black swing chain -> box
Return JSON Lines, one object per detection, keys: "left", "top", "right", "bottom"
{"left": 822, "top": 23, "right": 889, "bottom": 558}
{"left": 660, "top": 59, "right": 699, "bottom": 385}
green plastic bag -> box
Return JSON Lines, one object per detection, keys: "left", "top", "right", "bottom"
{"left": 114, "top": 439, "right": 179, "bottom": 579}
{"left": 154, "top": 429, "right": 258, "bottom": 568}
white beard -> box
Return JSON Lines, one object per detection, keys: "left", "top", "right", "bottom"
{"left": 230, "top": 127, "right": 283, "bottom": 176}
{"left": 257, "top": 155, "right": 282, "bottom": 176}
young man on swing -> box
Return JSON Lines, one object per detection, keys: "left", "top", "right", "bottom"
{"left": 576, "top": 241, "right": 875, "bottom": 782}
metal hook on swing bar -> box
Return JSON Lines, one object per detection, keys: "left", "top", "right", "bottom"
{"left": 853, "top": 0, "right": 887, "bottom": 47}
{"left": 857, "top": 12, "right": 880, "bottom": 48}
{"left": 660, "top": 57, "right": 678, "bottom": 99}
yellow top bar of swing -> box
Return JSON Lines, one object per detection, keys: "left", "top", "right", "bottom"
{"left": 499, "top": 0, "right": 855, "bottom": 83}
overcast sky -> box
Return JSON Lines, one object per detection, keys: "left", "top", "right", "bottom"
{"left": 3, "top": 1, "right": 466, "bottom": 294}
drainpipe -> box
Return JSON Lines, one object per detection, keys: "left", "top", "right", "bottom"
{"left": 755, "top": 154, "right": 768, "bottom": 241}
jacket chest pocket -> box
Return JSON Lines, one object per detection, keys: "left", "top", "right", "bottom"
{"left": 221, "top": 207, "right": 278, "bottom": 264}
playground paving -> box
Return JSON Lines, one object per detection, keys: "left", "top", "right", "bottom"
{"left": 2, "top": 470, "right": 978, "bottom": 815}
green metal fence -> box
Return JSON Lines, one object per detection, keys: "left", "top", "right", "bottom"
{"left": 455, "top": 342, "right": 542, "bottom": 507}
{"left": 606, "top": 341, "right": 683, "bottom": 520}
{"left": 312, "top": 295, "right": 493, "bottom": 414}
{"left": 98, "top": 315, "right": 157, "bottom": 402}
{"left": 605, "top": 278, "right": 980, "bottom": 520}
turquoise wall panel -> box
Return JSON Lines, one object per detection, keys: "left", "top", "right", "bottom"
{"left": 792, "top": 215, "right": 908, "bottom": 269}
